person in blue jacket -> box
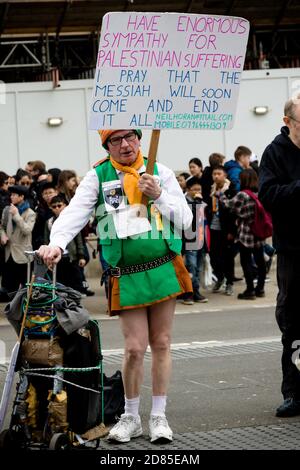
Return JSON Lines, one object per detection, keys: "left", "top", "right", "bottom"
{"left": 224, "top": 146, "right": 252, "bottom": 192}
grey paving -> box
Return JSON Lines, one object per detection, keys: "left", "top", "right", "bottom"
{"left": 2, "top": 262, "right": 300, "bottom": 450}
{"left": 99, "top": 422, "right": 300, "bottom": 450}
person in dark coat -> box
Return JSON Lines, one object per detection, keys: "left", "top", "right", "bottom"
{"left": 201, "top": 152, "right": 226, "bottom": 204}
{"left": 259, "top": 93, "right": 300, "bottom": 418}
{"left": 0, "top": 171, "right": 10, "bottom": 288}
{"left": 47, "top": 168, "right": 61, "bottom": 188}
{"left": 32, "top": 182, "right": 58, "bottom": 250}
{"left": 0, "top": 172, "right": 10, "bottom": 219}
{"left": 206, "top": 166, "right": 237, "bottom": 296}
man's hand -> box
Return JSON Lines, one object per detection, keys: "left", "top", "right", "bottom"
{"left": 78, "top": 258, "right": 86, "bottom": 267}
{"left": 37, "top": 245, "right": 62, "bottom": 268}
{"left": 0, "top": 232, "right": 8, "bottom": 246}
{"left": 138, "top": 174, "right": 162, "bottom": 200}
{"left": 9, "top": 204, "right": 18, "bottom": 216}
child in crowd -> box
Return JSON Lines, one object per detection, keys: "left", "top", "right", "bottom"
{"left": 45, "top": 195, "right": 86, "bottom": 293}
{"left": 32, "top": 181, "right": 58, "bottom": 250}
{"left": 177, "top": 172, "right": 190, "bottom": 194}
{"left": 207, "top": 166, "right": 237, "bottom": 296}
{"left": 218, "top": 169, "right": 267, "bottom": 300}
{"left": 182, "top": 176, "right": 208, "bottom": 304}
{"left": 0, "top": 185, "right": 36, "bottom": 296}
{"left": 57, "top": 170, "right": 79, "bottom": 203}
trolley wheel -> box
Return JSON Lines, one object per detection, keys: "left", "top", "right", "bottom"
{"left": 49, "top": 433, "right": 71, "bottom": 451}
{"left": 0, "top": 429, "right": 15, "bottom": 449}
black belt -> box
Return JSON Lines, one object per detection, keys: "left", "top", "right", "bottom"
{"left": 101, "top": 251, "right": 177, "bottom": 284}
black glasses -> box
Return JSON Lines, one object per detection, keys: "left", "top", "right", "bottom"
{"left": 288, "top": 115, "right": 300, "bottom": 124}
{"left": 51, "top": 203, "right": 63, "bottom": 209}
{"left": 108, "top": 131, "right": 137, "bottom": 147}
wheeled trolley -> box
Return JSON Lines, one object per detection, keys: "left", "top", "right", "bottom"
{"left": 0, "top": 251, "right": 108, "bottom": 450}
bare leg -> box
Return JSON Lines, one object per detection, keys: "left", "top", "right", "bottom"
{"left": 119, "top": 307, "right": 149, "bottom": 398}
{"left": 148, "top": 298, "right": 176, "bottom": 396}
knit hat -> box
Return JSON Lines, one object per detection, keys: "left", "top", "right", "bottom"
{"left": 98, "top": 129, "right": 142, "bottom": 150}
{"left": 8, "top": 185, "right": 29, "bottom": 198}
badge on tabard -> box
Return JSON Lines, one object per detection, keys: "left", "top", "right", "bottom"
{"left": 105, "top": 187, "right": 123, "bottom": 208}
{"left": 102, "top": 180, "right": 126, "bottom": 212}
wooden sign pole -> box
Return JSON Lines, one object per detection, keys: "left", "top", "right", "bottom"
{"left": 141, "top": 129, "right": 161, "bottom": 208}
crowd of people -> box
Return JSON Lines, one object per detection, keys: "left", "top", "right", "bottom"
{"left": 1, "top": 93, "right": 300, "bottom": 443}
{"left": 177, "top": 146, "right": 274, "bottom": 305}
{"left": 0, "top": 161, "right": 95, "bottom": 301}
{"left": 0, "top": 145, "right": 274, "bottom": 306}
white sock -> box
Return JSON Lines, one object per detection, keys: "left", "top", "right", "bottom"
{"left": 124, "top": 396, "right": 140, "bottom": 417}
{"left": 151, "top": 395, "right": 167, "bottom": 416}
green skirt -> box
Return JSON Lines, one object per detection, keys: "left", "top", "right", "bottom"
{"left": 109, "top": 233, "right": 192, "bottom": 314}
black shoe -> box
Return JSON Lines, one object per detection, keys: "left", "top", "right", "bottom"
{"left": 193, "top": 292, "right": 208, "bottom": 303}
{"left": 182, "top": 295, "right": 194, "bottom": 305}
{"left": 237, "top": 290, "right": 256, "bottom": 300}
{"left": 255, "top": 289, "right": 265, "bottom": 298}
{"left": 78, "top": 287, "right": 95, "bottom": 297}
{"left": 85, "top": 289, "right": 95, "bottom": 296}
{"left": 233, "top": 276, "right": 243, "bottom": 282}
{"left": 275, "top": 398, "right": 300, "bottom": 417}
{"left": 177, "top": 293, "right": 185, "bottom": 300}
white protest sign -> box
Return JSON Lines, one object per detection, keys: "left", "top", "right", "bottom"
{"left": 89, "top": 12, "right": 249, "bottom": 131}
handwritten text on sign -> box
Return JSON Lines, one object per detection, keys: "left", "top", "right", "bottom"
{"left": 89, "top": 12, "right": 249, "bottom": 131}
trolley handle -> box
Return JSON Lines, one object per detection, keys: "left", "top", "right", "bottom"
{"left": 24, "top": 250, "right": 57, "bottom": 293}
{"left": 24, "top": 249, "right": 42, "bottom": 259}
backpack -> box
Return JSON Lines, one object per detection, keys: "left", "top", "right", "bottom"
{"left": 242, "top": 190, "right": 273, "bottom": 240}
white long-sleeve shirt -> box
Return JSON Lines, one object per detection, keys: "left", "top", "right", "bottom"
{"left": 49, "top": 162, "right": 192, "bottom": 250}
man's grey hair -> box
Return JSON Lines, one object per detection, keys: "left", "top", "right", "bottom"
{"left": 284, "top": 93, "right": 300, "bottom": 118}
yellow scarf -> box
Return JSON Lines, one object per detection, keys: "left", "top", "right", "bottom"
{"left": 110, "top": 150, "right": 144, "bottom": 205}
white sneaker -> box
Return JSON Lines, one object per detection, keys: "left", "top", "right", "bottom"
{"left": 149, "top": 414, "right": 173, "bottom": 443}
{"left": 108, "top": 414, "right": 143, "bottom": 443}
{"left": 225, "top": 284, "right": 233, "bottom": 296}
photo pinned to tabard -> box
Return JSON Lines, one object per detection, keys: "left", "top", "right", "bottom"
{"left": 102, "top": 180, "right": 126, "bottom": 212}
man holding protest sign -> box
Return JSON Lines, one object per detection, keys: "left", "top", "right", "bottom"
{"left": 39, "top": 9, "right": 249, "bottom": 444}
{"left": 38, "top": 128, "right": 193, "bottom": 443}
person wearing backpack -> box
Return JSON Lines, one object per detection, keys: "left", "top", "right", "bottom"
{"left": 217, "top": 169, "right": 267, "bottom": 300}
{"left": 259, "top": 94, "right": 300, "bottom": 418}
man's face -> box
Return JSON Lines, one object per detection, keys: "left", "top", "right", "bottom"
{"left": 50, "top": 201, "right": 66, "bottom": 216}
{"left": 10, "top": 192, "right": 24, "bottom": 206}
{"left": 106, "top": 130, "right": 140, "bottom": 165}
{"left": 42, "top": 188, "right": 58, "bottom": 205}
{"left": 187, "top": 183, "right": 202, "bottom": 198}
{"left": 212, "top": 169, "right": 226, "bottom": 186}
{"left": 284, "top": 104, "right": 300, "bottom": 148}
{"left": 239, "top": 155, "right": 250, "bottom": 169}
